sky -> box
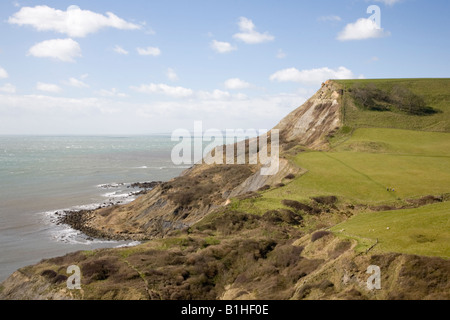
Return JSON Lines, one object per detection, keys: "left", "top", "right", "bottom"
{"left": 0, "top": 0, "right": 449, "bottom": 135}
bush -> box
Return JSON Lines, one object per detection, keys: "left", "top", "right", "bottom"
{"left": 82, "top": 258, "right": 119, "bottom": 282}
{"left": 350, "top": 83, "right": 437, "bottom": 115}
{"left": 263, "top": 210, "right": 283, "bottom": 224}
{"left": 263, "top": 209, "right": 302, "bottom": 225}
{"left": 271, "top": 244, "right": 304, "bottom": 268}
{"left": 282, "top": 200, "right": 313, "bottom": 213}
{"left": 257, "top": 185, "right": 271, "bottom": 192}
{"left": 311, "top": 230, "right": 331, "bottom": 242}
{"left": 312, "top": 196, "right": 338, "bottom": 205}
{"left": 41, "top": 270, "right": 57, "bottom": 279}
{"left": 284, "top": 174, "right": 295, "bottom": 180}
{"left": 52, "top": 274, "right": 68, "bottom": 284}
{"left": 167, "top": 165, "right": 254, "bottom": 208}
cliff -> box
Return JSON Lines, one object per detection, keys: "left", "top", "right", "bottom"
{"left": 3, "top": 79, "right": 448, "bottom": 300}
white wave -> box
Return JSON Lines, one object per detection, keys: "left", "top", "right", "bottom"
{"left": 38, "top": 182, "right": 145, "bottom": 245}
{"left": 97, "top": 182, "right": 126, "bottom": 189}
{"left": 115, "top": 241, "right": 141, "bottom": 248}
{"left": 50, "top": 224, "right": 119, "bottom": 245}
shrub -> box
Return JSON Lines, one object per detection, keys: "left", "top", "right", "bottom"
{"left": 282, "top": 200, "right": 313, "bottom": 213}
{"left": 312, "top": 196, "right": 338, "bottom": 205}
{"left": 82, "top": 258, "right": 119, "bottom": 282}
{"left": 311, "top": 230, "right": 331, "bottom": 242}
{"left": 263, "top": 209, "right": 303, "bottom": 225}
{"left": 284, "top": 174, "right": 295, "bottom": 180}
{"left": 257, "top": 185, "right": 271, "bottom": 191}
{"left": 350, "top": 83, "right": 437, "bottom": 115}
{"left": 167, "top": 165, "right": 254, "bottom": 208}
{"left": 52, "top": 274, "right": 68, "bottom": 284}
{"left": 263, "top": 210, "right": 283, "bottom": 224}
{"left": 271, "top": 244, "right": 304, "bottom": 268}
{"left": 279, "top": 209, "right": 303, "bottom": 225}
{"left": 41, "top": 270, "right": 57, "bottom": 279}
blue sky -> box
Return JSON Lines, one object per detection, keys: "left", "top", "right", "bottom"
{"left": 0, "top": 0, "right": 449, "bottom": 134}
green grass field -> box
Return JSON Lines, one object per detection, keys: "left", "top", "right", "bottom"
{"left": 230, "top": 79, "right": 450, "bottom": 258}
{"left": 236, "top": 128, "right": 450, "bottom": 209}
{"left": 331, "top": 201, "right": 450, "bottom": 258}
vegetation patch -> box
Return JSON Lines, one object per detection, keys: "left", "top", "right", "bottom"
{"left": 165, "top": 165, "right": 255, "bottom": 208}
{"left": 349, "top": 83, "right": 438, "bottom": 115}
{"left": 311, "top": 230, "right": 331, "bottom": 242}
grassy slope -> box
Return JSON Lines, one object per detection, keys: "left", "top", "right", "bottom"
{"left": 337, "top": 78, "right": 450, "bottom": 132}
{"left": 233, "top": 79, "right": 450, "bottom": 258}
{"left": 235, "top": 128, "right": 450, "bottom": 207}
{"left": 331, "top": 202, "right": 450, "bottom": 258}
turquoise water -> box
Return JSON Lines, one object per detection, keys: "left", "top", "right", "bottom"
{"left": 0, "top": 136, "right": 187, "bottom": 282}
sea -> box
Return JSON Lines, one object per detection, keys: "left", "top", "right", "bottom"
{"left": 0, "top": 135, "right": 192, "bottom": 282}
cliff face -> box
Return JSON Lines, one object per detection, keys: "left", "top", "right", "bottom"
{"left": 275, "top": 80, "right": 342, "bottom": 150}
{"left": 68, "top": 81, "right": 343, "bottom": 241}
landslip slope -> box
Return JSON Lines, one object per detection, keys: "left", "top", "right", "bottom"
{"left": 59, "top": 80, "right": 344, "bottom": 241}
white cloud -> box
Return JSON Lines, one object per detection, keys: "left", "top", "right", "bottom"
{"left": 36, "top": 82, "right": 61, "bottom": 93}
{"left": 318, "top": 15, "right": 342, "bottom": 22}
{"left": 97, "top": 88, "right": 127, "bottom": 98}
{"left": 135, "top": 92, "right": 306, "bottom": 130}
{"left": 8, "top": 5, "right": 141, "bottom": 38}
{"left": 131, "top": 83, "right": 193, "bottom": 98}
{"left": 276, "top": 49, "right": 286, "bottom": 59}
{"left": 0, "top": 67, "right": 8, "bottom": 79}
{"left": 197, "top": 89, "right": 231, "bottom": 100}
{"left": 224, "top": 78, "right": 251, "bottom": 90}
{"left": 337, "top": 18, "right": 390, "bottom": 41}
{"left": 66, "top": 77, "right": 89, "bottom": 88}
{"left": 137, "top": 47, "right": 161, "bottom": 56}
{"left": 374, "top": 0, "right": 402, "bottom": 6}
{"left": 28, "top": 38, "right": 81, "bottom": 62}
{"left": 233, "top": 17, "right": 274, "bottom": 44}
{"left": 0, "top": 94, "right": 120, "bottom": 118}
{"left": 0, "top": 89, "right": 307, "bottom": 134}
{"left": 131, "top": 83, "right": 250, "bottom": 101}
{"left": 270, "top": 66, "right": 355, "bottom": 85}
{"left": 210, "top": 40, "right": 237, "bottom": 53}
{"left": 113, "top": 45, "right": 128, "bottom": 55}
{"left": 167, "top": 68, "right": 179, "bottom": 81}
{"left": 0, "top": 83, "right": 16, "bottom": 94}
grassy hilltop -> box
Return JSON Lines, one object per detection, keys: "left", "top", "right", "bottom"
{"left": 340, "top": 78, "right": 450, "bottom": 132}
{"left": 1, "top": 78, "right": 449, "bottom": 300}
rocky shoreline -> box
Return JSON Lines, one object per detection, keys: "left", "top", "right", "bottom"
{"left": 55, "top": 181, "right": 163, "bottom": 241}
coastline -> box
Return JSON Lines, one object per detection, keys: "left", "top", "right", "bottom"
{"left": 55, "top": 181, "right": 163, "bottom": 241}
